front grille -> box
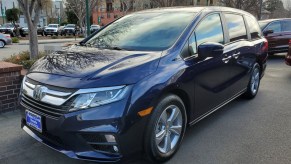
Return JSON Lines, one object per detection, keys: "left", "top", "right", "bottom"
{"left": 20, "top": 93, "right": 74, "bottom": 119}
{"left": 46, "top": 29, "right": 55, "bottom": 32}
{"left": 26, "top": 77, "right": 76, "bottom": 93}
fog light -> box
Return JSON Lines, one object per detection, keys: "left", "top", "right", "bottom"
{"left": 105, "top": 134, "right": 116, "bottom": 143}
{"left": 113, "top": 145, "right": 119, "bottom": 152}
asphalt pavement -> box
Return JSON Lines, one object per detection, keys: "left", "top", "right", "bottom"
{"left": 0, "top": 54, "right": 291, "bottom": 164}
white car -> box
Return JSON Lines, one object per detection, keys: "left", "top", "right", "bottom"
{"left": 44, "top": 24, "right": 60, "bottom": 36}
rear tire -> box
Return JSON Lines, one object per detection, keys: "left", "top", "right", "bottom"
{"left": 0, "top": 40, "right": 5, "bottom": 48}
{"left": 243, "top": 63, "right": 261, "bottom": 99}
{"left": 144, "top": 94, "right": 187, "bottom": 163}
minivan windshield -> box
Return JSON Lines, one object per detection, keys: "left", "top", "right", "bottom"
{"left": 86, "top": 12, "right": 196, "bottom": 51}
{"left": 48, "top": 25, "right": 58, "bottom": 28}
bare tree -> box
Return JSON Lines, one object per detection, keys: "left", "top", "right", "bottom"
{"left": 17, "top": 0, "right": 44, "bottom": 59}
{"left": 219, "top": 0, "right": 261, "bottom": 17}
{"left": 66, "top": 0, "right": 99, "bottom": 35}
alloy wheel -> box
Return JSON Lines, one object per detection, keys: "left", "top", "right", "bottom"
{"left": 0, "top": 41, "right": 5, "bottom": 48}
{"left": 251, "top": 67, "right": 260, "bottom": 95}
{"left": 155, "top": 105, "right": 183, "bottom": 154}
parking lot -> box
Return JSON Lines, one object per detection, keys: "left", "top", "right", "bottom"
{"left": 0, "top": 54, "right": 291, "bottom": 164}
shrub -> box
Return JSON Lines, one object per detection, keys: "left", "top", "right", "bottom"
{"left": 12, "top": 37, "right": 19, "bottom": 43}
{"left": 51, "top": 35, "right": 58, "bottom": 39}
{"left": 3, "top": 51, "right": 46, "bottom": 69}
{"left": 78, "top": 34, "right": 84, "bottom": 38}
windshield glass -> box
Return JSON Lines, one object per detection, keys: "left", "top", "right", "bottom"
{"left": 86, "top": 12, "right": 196, "bottom": 51}
{"left": 66, "top": 24, "right": 75, "bottom": 28}
{"left": 3, "top": 24, "right": 14, "bottom": 28}
{"left": 48, "top": 25, "right": 58, "bottom": 28}
{"left": 258, "top": 21, "right": 270, "bottom": 30}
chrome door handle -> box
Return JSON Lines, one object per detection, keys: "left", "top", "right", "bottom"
{"left": 222, "top": 56, "right": 232, "bottom": 63}
{"left": 232, "top": 52, "right": 241, "bottom": 59}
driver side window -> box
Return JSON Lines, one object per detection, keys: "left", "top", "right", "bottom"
{"left": 195, "top": 14, "right": 224, "bottom": 46}
{"left": 265, "top": 21, "right": 281, "bottom": 33}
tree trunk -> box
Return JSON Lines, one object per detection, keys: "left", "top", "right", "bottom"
{"left": 28, "top": 24, "right": 39, "bottom": 59}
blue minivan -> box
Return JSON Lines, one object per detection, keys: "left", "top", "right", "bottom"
{"left": 20, "top": 7, "right": 268, "bottom": 163}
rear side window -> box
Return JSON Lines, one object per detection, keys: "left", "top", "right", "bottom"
{"left": 245, "top": 16, "right": 262, "bottom": 40}
{"left": 282, "top": 20, "right": 291, "bottom": 32}
{"left": 195, "top": 13, "right": 224, "bottom": 46}
{"left": 225, "top": 14, "right": 247, "bottom": 42}
{"left": 265, "top": 21, "right": 281, "bottom": 33}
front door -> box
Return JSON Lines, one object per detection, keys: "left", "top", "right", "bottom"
{"left": 188, "top": 13, "right": 234, "bottom": 118}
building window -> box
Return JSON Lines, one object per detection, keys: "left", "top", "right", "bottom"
{"left": 107, "top": 3, "right": 113, "bottom": 12}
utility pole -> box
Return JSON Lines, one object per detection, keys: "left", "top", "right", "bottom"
{"left": 86, "top": 0, "right": 90, "bottom": 36}
{"left": 1, "top": 2, "right": 4, "bottom": 24}
{"left": 259, "top": 0, "right": 263, "bottom": 20}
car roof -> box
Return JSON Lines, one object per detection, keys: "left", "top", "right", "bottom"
{"left": 258, "top": 18, "right": 291, "bottom": 23}
{"left": 134, "top": 6, "right": 253, "bottom": 16}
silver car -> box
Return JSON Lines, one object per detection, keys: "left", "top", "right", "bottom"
{"left": 0, "top": 33, "right": 12, "bottom": 48}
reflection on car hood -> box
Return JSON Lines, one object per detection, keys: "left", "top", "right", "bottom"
{"left": 45, "top": 27, "right": 57, "bottom": 30}
{"left": 64, "top": 27, "right": 75, "bottom": 30}
{"left": 28, "top": 45, "right": 161, "bottom": 86}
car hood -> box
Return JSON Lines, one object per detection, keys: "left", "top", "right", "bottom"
{"left": 45, "top": 27, "right": 57, "bottom": 30}
{"left": 64, "top": 27, "right": 75, "bottom": 30}
{"left": 27, "top": 45, "right": 161, "bottom": 88}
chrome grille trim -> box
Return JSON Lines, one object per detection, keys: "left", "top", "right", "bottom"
{"left": 22, "top": 78, "right": 126, "bottom": 106}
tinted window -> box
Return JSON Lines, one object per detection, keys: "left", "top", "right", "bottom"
{"left": 265, "top": 21, "right": 281, "bottom": 33}
{"left": 195, "top": 14, "right": 224, "bottom": 46}
{"left": 282, "top": 20, "right": 291, "bottom": 32}
{"left": 86, "top": 12, "right": 196, "bottom": 51}
{"left": 245, "top": 16, "right": 262, "bottom": 39}
{"left": 225, "top": 14, "right": 247, "bottom": 42}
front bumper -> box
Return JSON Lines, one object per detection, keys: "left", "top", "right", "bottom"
{"left": 19, "top": 94, "right": 145, "bottom": 163}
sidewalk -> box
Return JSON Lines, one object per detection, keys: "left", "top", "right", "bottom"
{"left": 17, "top": 38, "right": 84, "bottom": 45}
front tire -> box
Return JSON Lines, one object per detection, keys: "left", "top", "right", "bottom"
{"left": 243, "top": 63, "right": 261, "bottom": 99}
{"left": 144, "top": 94, "right": 187, "bottom": 163}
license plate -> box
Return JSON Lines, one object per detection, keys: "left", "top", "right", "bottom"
{"left": 26, "top": 110, "right": 42, "bottom": 133}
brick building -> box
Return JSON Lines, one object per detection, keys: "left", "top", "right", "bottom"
{"left": 92, "top": 0, "right": 218, "bottom": 26}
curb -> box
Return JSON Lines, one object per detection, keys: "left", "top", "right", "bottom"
{"left": 17, "top": 39, "right": 83, "bottom": 45}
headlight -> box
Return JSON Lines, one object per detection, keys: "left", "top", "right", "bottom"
{"left": 69, "top": 86, "right": 129, "bottom": 112}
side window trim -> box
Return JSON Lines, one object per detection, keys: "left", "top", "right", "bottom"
{"left": 181, "top": 12, "right": 225, "bottom": 61}
{"left": 222, "top": 12, "right": 248, "bottom": 44}
{"left": 243, "top": 15, "right": 251, "bottom": 41}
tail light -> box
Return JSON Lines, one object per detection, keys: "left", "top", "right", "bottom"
{"left": 262, "top": 40, "right": 268, "bottom": 52}
{"left": 289, "top": 39, "right": 291, "bottom": 46}
{"left": 5, "top": 35, "right": 10, "bottom": 38}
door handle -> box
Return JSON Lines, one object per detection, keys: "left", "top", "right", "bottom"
{"left": 232, "top": 52, "right": 241, "bottom": 59}
{"left": 222, "top": 56, "right": 232, "bottom": 63}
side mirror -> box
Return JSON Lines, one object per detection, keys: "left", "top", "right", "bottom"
{"left": 263, "top": 29, "right": 274, "bottom": 36}
{"left": 198, "top": 42, "right": 224, "bottom": 58}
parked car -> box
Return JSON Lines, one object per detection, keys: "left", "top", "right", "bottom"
{"left": 0, "top": 33, "right": 12, "bottom": 48}
{"left": 90, "top": 24, "right": 101, "bottom": 33}
{"left": 20, "top": 27, "right": 29, "bottom": 37}
{"left": 61, "top": 24, "right": 78, "bottom": 36}
{"left": 44, "top": 24, "right": 60, "bottom": 36}
{"left": 0, "top": 23, "right": 16, "bottom": 37}
{"left": 285, "top": 39, "right": 291, "bottom": 66}
{"left": 259, "top": 18, "right": 291, "bottom": 55}
{"left": 20, "top": 25, "right": 45, "bottom": 37}
{"left": 37, "top": 25, "right": 45, "bottom": 36}
{"left": 20, "top": 7, "right": 268, "bottom": 163}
